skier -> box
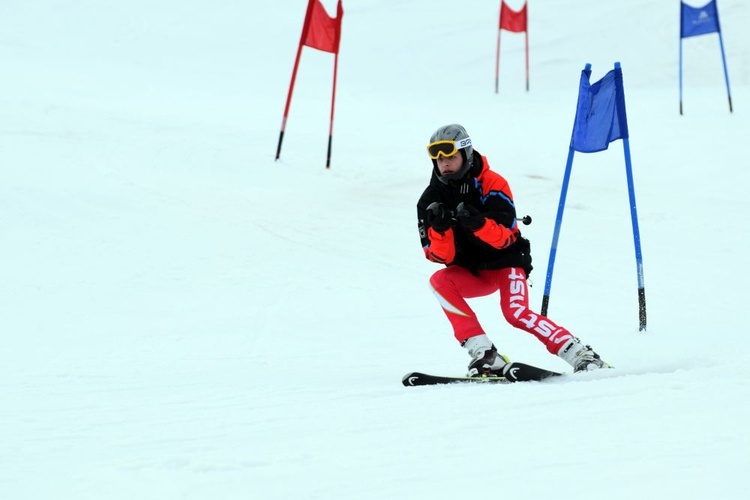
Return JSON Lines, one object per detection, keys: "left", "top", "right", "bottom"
{"left": 417, "top": 123, "right": 607, "bottom": 376}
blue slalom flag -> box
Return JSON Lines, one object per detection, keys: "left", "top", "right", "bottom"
{"left": 544, "top": 62, "right": 647, "bottom": 331}
{"left": 570, "top": 65, "right": 629, "bottom": 153}
{"left": 679, "top": 0, "right": 732, "bottom": 114}
{"left": 681, "top": 0, "right": 720, "bottom": 38}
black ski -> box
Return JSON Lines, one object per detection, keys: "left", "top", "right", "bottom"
{"left": 402, "top": 362, "right": 562, "bottom": 387}
{"left": 402, "top": 372, "right": 511, "bottom": 386}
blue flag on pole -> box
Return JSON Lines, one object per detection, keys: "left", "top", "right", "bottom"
{"left": 570, "top": 65, "right": 629, "bottom": 153}
{"left": 681, "top": 0, "right": 720, "bottom": 38}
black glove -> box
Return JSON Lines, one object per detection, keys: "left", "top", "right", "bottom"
{"left": 426, "top": 202, "right": 452, "bottom": 233}
{"left": 494, "top": 211, "right": 515, "bottom": 228}
{"left": 455, "top": 202, "right": 486, "bottom": 230}
{"left": 516, "top": 236, "right": 533, "bottom": 278}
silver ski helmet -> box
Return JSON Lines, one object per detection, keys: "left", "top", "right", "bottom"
{"left": 428, "top": 124, "right": 474, "bottom": 184}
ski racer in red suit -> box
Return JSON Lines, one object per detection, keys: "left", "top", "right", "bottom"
{"left": 416, "top": 124, "right": 607, "bottom": 376}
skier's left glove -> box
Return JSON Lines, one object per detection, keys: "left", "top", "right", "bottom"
{"left": 456, "top": 202, "right": 486, "bottom": 230}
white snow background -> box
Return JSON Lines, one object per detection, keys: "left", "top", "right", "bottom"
{"left": 2, "top": 0, "right": 749, "bottom": 499}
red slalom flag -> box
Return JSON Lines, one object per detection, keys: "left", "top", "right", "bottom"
{"left": 495, "top": 1, "right": 529, "bottom": 93}
{"left": 276, "top": 0, "right": 344, "bottom": 168}
{"left": 500, "top": 1, "right": 527, "bottom": 32}
{"left": 303, "top": 0, "right": 343, "bottom": 53}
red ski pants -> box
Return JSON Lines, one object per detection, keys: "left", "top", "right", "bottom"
{"left": 429, "top": 266, "right": 573, "bottom": 354}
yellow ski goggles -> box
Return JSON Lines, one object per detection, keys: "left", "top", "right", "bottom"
{"left": 427, "top": 137, "right": 472, "bottom": 159}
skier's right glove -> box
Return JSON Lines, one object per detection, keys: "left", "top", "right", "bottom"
{"left": 426, "top": 202, "right": 452, "bottom": 233}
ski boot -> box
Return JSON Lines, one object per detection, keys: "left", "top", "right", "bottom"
{"left": 463, "top": 334, "right": 511, "bottom": 377}
{"left": 558, "top": 337, "right": 608, "bottom": 372}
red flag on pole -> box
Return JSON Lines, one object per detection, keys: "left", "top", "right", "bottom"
{"left": 500, "top": 1, "right": 527, "bottom": 32}
{"left": 276, "top": 0, "right": 344, "bottom": 168}
{"left": 495, "top": 1, "right": 529, "bottom": 93}
{"left": 303, "top": 0, "right": 342, "bottom": 54}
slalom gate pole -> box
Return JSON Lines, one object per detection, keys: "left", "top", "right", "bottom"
{"left": 622, "top": 136, "right": 647, "bottom": 331}
{"left": 326, "top": 50, "right": 340, "bottom": 169}
{"left": 524, "top": 24, "right": 529, "bottom": 91}
{"left": 276, "top": 41, "right": 305, "bottom": 161}
{"left": 276, "top": 0, "right": 316, "bottom": 161}
{"left": 718, "top": 30, "right": 733, "bottom": 112}
{"left": 495, "top": 26, "right": 502, "bottom": 93}
{"left": 541, "top": 146, "right": 575, "bottom": 317}
{"left": 679, "top": 37, "right": 684, "bottom": 115}
{"left": 615, "top": 61, "right": 647, "bottom": 331}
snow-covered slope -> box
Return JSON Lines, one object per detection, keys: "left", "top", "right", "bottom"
{"left": 1, "top": 1, "right": 749, "bottom": 498}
